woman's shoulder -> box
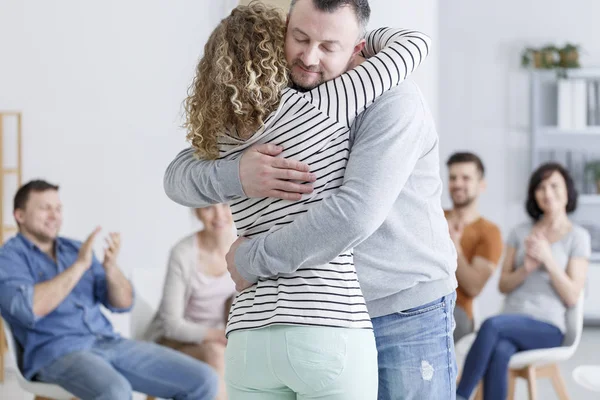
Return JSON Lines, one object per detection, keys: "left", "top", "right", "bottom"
{"left": 570, "top": 223, "right": 592, "bottom": 243}
{"left": 505, "top": 221, "right": 534, "bottom": 248}
{"left": 170, "top": 233, "right": 197, "bottom": 256}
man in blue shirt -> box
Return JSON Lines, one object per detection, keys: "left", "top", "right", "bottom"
{"left": 0, "top": 180, "right": 218, "bottom": 400}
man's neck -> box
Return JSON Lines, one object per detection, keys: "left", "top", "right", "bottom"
{"left": 449, "top": 204, "right": 481, "bottom": 226}
{"left": 539, "top": 212, "right": 570, "bottom": 231}
{"left": 21, "top": 230, "right": 55, "bottom": 257}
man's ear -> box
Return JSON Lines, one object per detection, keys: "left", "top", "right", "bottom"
{"left": 353, "top": 38, "right": 366, "bottom": 57}
{"left": 14, "top": 209, "right": 24, "bottom": 225}
{"left": 480, "top": 178, "right": 488, "bottom": 193}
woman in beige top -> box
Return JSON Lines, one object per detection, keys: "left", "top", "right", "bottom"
{"left": 146, "top": 204, "right": 237, "bottom": 400}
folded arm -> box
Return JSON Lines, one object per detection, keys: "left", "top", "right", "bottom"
{"left": 456, "top": 228, "right": 503, "bottom": 297}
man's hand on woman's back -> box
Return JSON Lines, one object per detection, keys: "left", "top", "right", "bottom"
{"left": 239, "top": 144, "right": 316, "bottom": 200}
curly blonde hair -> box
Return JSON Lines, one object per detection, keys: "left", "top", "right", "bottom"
{"left": 184, "top": 1, "right": 289, "bottom": 160}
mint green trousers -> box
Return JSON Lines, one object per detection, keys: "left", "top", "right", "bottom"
{"left": 225, "top": 325, "right": 378, "bottom": 399}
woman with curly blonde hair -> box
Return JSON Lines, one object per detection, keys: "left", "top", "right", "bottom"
{"left": 182, "top": 1, "right": 432, "bottom": 398}
{"left": 184, "top": 2, "right": 289, "bottom": 160}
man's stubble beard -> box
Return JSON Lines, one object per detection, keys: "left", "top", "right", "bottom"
{"left": 290, "top": 66, "right": 325, "bottom": 92}
{"left": 452, "top": 195, "right": 477, "bottom": 210}
{"left": 289, "top": 55, "right": 357, "bottom": 92}
{"left": 24, "top": 225, "right": 58, "bottom": 245}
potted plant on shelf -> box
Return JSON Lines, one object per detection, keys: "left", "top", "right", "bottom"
{"left": 521, "top": 45, "right": 558, "bottom": 69}
{"left": 558, "top": 43, "right": 581, "bottom": 68}
{"left": 585, "top": 161, "right": 600, "bottom": 194}
{"left": 522, "top": 47, "right": 540, "bottom": 68}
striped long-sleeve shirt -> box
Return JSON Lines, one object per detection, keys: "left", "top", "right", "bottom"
{"left": 221, "top": 28, "right": 431, "bottom": 336}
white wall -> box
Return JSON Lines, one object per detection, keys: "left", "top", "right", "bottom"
{"left": 438, "top": 0, "right": 600, "bottom": 319}
{"left": 0, "top": 0, "right": 234, "bottom": 335}
{"left": 368, "top": 0, "right": 439, "bottom": 120}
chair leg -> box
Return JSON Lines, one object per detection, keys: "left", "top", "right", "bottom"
{"left": 507, "top": 369, "right": 517, "bottom": 400}
{"left": 0, "top": 340, "right": 4, "bottom": 384}
{"left": 525, "top": 366, "right": 538, "bottom": 400}
{"left": 549, "top": 364, "right": 570, "bottom": 400}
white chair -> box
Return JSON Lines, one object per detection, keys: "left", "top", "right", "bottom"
{"left": 572, "top": 365, "right": 600, "bottom": 393}
{"left": 130, "top": 294, "right": 158, "bottom": 341}
{"left": 1, "top": 317, "right": 75, "bottom": 400}
{"left": 456, "top": 293, "right": 585, "bottom": 400}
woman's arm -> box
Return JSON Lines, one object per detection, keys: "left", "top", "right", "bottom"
{"left": 158, "top": 248, "right": 209, "bottom": 343}
{"left": 498, "top": 247, "right": 537, "bottom": 294}
{"left": 545, "top": 257, "right": 588, "bottom": 307}
{"left": 313, "top": 27, "right": 431, "bottom": 127}
{"left": 527, "top": 232, "right": 589, "bottom": 307}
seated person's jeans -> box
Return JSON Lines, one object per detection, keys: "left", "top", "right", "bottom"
{"left": 372, "top": 292, "right": 457, "bottom": 400}
{"left": 457, "top": 314, "right": 564, "bottom": 400}
{"left": 454, "top": 305, "right": 474, "bottom": 342}
{"left": 36, "top": 337, "right": 218, "bottom": 400}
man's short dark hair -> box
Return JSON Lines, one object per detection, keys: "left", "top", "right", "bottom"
{"left": 526, "top": 162, "right": 577, "bottom": 221}
{"left": 14, "top": 180, "right": 59, "bottom": 212}
{"left": 446, "top": 152, "right": 485, "bottom": 177}
{"left": 290, "top": 0, "right": 371, "bottom": 31}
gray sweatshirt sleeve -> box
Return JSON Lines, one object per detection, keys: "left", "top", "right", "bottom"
{"left": 234, "top": 81, "right": 427, "bottom": 281}
{"left": 163, "top": 147, "right": 245, "bottom": 207}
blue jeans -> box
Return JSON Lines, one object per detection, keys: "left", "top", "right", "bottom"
{"left": 372, "top": 292, "right": 457, "bottom": 400}
{"left": 36, "top": 337, "right": 219, "bottom": 400}
{"left": 457, "top": 314, "right": 564, "bottom": 400}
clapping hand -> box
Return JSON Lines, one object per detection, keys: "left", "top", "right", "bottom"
{"left": 103, "top": 232, "right": 121, "bottom": 272}
{"left": 525, "top": 231, "right": 553, "bottom": 266}
{"left": 76, "top": 227, "right": 102, "bottom": 270}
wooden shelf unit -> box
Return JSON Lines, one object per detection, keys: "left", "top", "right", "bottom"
{"left": 0, "top": 111, "right": 22, "bottom": 383}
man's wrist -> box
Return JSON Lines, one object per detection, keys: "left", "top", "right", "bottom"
{"left": 72, "top": 260, "right": 89, "bottom": 273}
{"left": 543, "top": 258, "right": 556, "bottom": 274}
{"left": 221, "top": 158, "right": 246, "bottom": 197}
{"left": 103, "top": 264, "right": 120, "bottom": 279}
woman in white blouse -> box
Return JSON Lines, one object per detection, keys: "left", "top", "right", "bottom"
{"left": 146, "top": 204, "right": 237, "bottom": 400}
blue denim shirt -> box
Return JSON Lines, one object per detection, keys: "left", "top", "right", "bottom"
{"left": 0, "top": 233, "right": 133, "bottom": 379}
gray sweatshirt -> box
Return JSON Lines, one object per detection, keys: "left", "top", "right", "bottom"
{"left": 164, "top": 80, "right": 457, "bottom": 318}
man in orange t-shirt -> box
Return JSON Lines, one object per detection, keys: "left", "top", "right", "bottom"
{"left": 445, "top": 152, "right": 503, "bottom": 342}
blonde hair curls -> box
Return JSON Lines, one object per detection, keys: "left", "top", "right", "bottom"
{"left": 184, "top": 1, "right": 289, "bottom": 159}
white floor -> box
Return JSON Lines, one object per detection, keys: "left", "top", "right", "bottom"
{"left": 2, "top": 328, "right": 600, "bottom": 399}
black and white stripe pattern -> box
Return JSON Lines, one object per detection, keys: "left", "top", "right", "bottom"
{"left": 221, "top": 28, "right": 431, "bottom": 336}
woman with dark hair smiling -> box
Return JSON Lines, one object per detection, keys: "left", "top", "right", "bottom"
{"left": 457, "top": 162, "right": 591, "bottom": 400}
